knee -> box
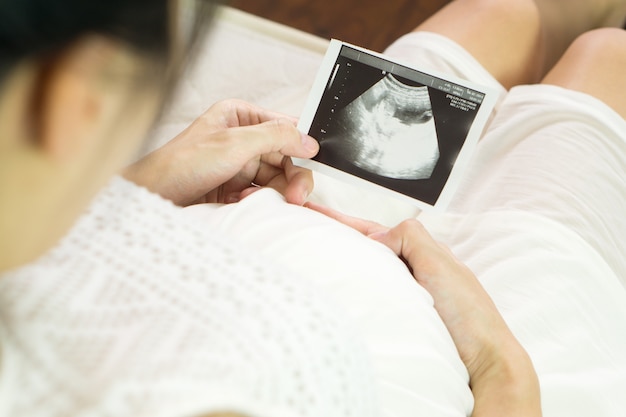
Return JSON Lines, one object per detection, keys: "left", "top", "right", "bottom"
{"left": 544, "top": 27, "right": 626, "bottom": 118}
{"left": 568, "top": 28, "right": 626, "bottom": 60}
{"left": 464, "top": 0, "right": 540, "bottom": 26}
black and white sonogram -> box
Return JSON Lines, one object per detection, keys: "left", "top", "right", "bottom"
{"left": 322, "top": 73, "right": 439, "bottom": 180}
{"left": 298, "top": 40, "right": 497, "bottom": 209}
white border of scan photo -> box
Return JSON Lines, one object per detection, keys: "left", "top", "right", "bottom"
{"left": 296, "top": 39, "right": 499, "bottom": 212}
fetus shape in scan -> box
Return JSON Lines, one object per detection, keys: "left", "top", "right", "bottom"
{"left": 324, "top": 74, "right": 439, "bottom": 180}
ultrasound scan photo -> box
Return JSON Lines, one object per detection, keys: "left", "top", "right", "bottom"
{"left": 298, "top": 41, "right": 497, "bottom": 209}
{"left": 321, "top": 73, "right": 439, "bottom": 181}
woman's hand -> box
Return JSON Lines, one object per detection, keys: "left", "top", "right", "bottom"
{"left": 123, "top": 99, "right": 319, "bottom": 206}
{"left": 305, "top": 201, "right": 542, "bottom": 417}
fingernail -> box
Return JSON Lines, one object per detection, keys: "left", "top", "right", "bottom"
{"left": 301, "top": 132, "right": 319, "bottom": 153}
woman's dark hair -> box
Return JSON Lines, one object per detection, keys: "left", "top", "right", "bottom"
{"left": 0, "top": 0, "right": 217, "bottom": 81}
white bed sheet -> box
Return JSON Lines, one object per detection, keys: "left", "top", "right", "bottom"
{"left": 149, "top": 7, "right": 626, "bottom": 417}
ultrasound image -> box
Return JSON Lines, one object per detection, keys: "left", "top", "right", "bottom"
{"left": 321, "top": 73, "right": 439, "bottom": 180}
{"left": 306, "top": 43, "right": 487, "bottom": 206}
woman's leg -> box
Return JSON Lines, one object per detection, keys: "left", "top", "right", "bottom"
{"left": 416, "top": 0, "right": 626, "bottom": 89}
{"left": 446, "top": 27, "right": 626, "bottom": 275}
{"left": 542, "top": 28, "right": 626, "bottom": 119}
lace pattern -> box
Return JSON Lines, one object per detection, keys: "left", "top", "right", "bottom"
{"left": 0, "top": 177, "right": 377, "bottom": 417}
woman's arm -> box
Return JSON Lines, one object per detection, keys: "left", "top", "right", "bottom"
{"left": 306, "top": 203, "right": 542, "bottom": 417}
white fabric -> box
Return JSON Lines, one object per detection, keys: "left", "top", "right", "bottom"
{"left": 384, "top": 32, "right": 508, "bottom": 107}
{"left": 420, "top": 211, "right": 626, "bottom": 417}
{"left": 174, "top": 19, "right": 626, "bottom": 417}
{"left": 449, "top": 84, "right": 626, "bottom": 282}
{"left": 184, "top": 190, "right": 474, "bottom": 417}
{"left": 3, "top": 7, "right": 626, "bottom": 417}
{"left": 0, "top": 177, "right": 378, "bottom": 417}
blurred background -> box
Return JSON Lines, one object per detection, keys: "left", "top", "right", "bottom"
{"left": 228, "top": 0, "right": 452, "bottom": 52}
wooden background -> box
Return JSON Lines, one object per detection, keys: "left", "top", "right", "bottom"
{"left": 228, "top": 0, "right": 452, "bottom": 52}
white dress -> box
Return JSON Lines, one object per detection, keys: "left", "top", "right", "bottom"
{"left": 0, "top": 178, "right": 378, "bottom": 417}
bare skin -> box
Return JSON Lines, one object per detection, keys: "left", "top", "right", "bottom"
{"left": 123, "top": 99, "right": 318, "bottom": 206}
{"left": 417, "top": 0, "right": 626, "bottom": 116}
{"left": 416, "top": 0, "right": 626, "bottom": 85}
{"left": 542, "top": 28, "right": 626, "bottom": 118}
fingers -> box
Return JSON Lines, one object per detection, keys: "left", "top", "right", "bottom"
{"left": 207, "top": 99, "right": 299, "bottom": 128}
{"left": 224, "top": 118, "right": 319, "bottom": 162}
{"left": 305, "top": 201, "right": 390, "bottom": 237}
{"left": 237, "top": 185, "right": 263, "bottom": 201}
{"left": 232, "top": 152, "right": 314, "bottom": 206}
{"left": 282, "top": 157, "right": 315, "bottom": 205}
{"left": 237, "top": 102, "right": 299, "bottom": 126}
{"left": 222, "top": 119, "right": 319, "bottom": 203}
{"left": 199, "top": 99, "right": 319, "bottom": 168}
{"left": 237, "top": 158, "right": 314, "bottom": 205}
{"left": 161, "top": 100, "right": 319, "bottom": 206}
{"left": 305, "top": 203, "right": 440, "bottom": 265}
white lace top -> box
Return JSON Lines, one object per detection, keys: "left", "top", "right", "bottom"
{"left": 0, "top": 177, "right": 378, "bottom": 417}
